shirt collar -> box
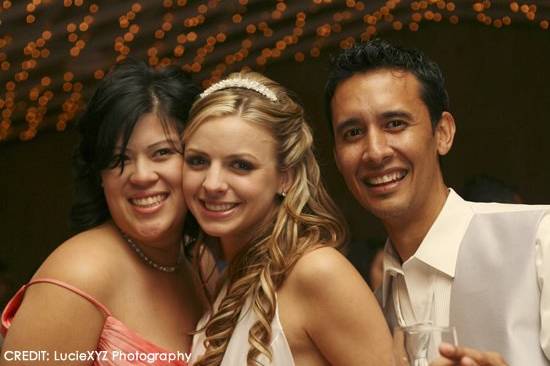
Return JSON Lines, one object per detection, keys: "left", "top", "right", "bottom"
{"left": 380, "top": 189, "right": 473, "bottom": 307}
{"left": 414, "top": 188, "right": 473, "bottom": 276}
{"left": 381, "top": 239, "right": 401, "bottom": 307}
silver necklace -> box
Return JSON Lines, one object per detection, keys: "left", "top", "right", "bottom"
{"left": 120, "top": 231, "right": 184, "bottom": 273}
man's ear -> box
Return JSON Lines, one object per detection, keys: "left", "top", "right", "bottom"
{"left": 435, "top": 111, "right": 456, "bottom": 156}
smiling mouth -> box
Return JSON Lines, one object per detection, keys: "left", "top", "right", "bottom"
{"left": 201, "top": 200, "right": 240, "bottom": 212}
{"left": 364, "top": 170, "right": 408, "bottom": 187}
{"left": 129, "top": 193, "right": 168, "bottom": 208}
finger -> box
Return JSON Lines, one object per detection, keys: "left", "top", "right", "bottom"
{"left": 461, "top": 351, "right": 507, "bottom": 366}
{"left": 439, "top": 342, "right": 459, "bottom": 359}
{"left": 429, "top": 356, "right": 458, "bottom": 366}
{"left": 460, "top": 356, "right": 479, "bottom": 366}
{"left": 476, "top": 352, "right": 508, "bottom": 366}
{"left": 453, "top": 345, "right": 486, "bottom": 361}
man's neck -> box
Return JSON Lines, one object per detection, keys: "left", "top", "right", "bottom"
{"left": 384, "top": 186, "right": 450, "bottom": 263}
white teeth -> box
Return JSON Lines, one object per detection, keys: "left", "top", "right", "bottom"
{"left": 367, "top": 171, "right": 406, "bottom": 185}
{"left": 204, "top": 202, "right": 237, "bottom": 212}
{"left": 130, "top": 194, "right": 167, "bottom": 207}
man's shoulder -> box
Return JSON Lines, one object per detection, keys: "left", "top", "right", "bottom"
{"left": 466, "top": 200, "right": 550, "bottom": 215}
{"left": 462, "top": 201, "right": 550, "bottom": 242}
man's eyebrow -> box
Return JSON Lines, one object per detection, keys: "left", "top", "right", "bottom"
{"left": 380, "top": 110, "right": 413, "bottom": 120}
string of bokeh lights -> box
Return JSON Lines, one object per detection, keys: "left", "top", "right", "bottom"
{"left": 0, "top": 0, "right": 548, "bottom": 142}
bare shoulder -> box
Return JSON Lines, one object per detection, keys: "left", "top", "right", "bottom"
{"left": 33, "top": 222, "right": 124, "bottom": 298}
{"left": 1, "top": 224, "right": 123, "bottom": 357}
{"left": 286, "top": 246, "right": 367, "bottom": 297}
{"left": 280, "top": 247, "right": 393, "bottom": 366}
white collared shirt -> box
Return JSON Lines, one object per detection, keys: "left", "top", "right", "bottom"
{"left": 381, "top": 189, "right": 550, "bottom": 358}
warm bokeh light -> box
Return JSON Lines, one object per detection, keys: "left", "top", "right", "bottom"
{"left": 0, "top": 0, "right": 548, "bottom": 142}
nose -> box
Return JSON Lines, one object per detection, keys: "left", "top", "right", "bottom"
{"left": 128, "top": 158, "right": 158, "bottom": 186}
{"left": 202, "top": 163, "right": 228, "bottom": 194}
{"left": 362, "top": 129, "right": 393, "bottom": 166}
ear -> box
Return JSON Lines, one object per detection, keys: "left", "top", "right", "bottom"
{"left": 278, "top": 168, "right": 294, "bottom": 195}
{"left": 435, "top": 111, "right": 456, "bottom": 156}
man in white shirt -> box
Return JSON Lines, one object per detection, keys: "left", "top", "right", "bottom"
{"left": 324, "top": 39, "right": 550, "bottom": 366}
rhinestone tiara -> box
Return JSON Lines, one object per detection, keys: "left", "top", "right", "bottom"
{"left": 199, "top": 76, "right": 278, "bottom": 102}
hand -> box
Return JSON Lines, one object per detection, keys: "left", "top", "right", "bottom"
{"left": 429, "top": 342, "right": 508, "bottom": 366}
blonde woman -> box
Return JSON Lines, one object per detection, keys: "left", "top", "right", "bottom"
{"left": 181, "top": 71, "right": 393, "bottom": 366}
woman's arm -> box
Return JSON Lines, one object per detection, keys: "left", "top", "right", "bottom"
{"left": 1, "top": 234, "right": 114, "bottom": 366}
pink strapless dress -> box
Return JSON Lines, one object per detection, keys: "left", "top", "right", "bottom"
{"left": 1, "top": 278, "right": 189, "bottom": 366}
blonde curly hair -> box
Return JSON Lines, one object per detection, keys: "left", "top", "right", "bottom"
{"left": 183, "top": 71, "right": 348, "bottom": 366}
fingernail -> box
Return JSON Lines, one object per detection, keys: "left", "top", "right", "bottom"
{"left": 462, "top": 356, "right": 475, "bottom": 366}
{"left": 439, "top": 342, "right": 455, "bottom": 352}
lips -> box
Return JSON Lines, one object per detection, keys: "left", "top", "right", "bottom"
{"left": 364, "top": 170, "right": 408, "bottom": 187}
{"left": 129, "top": 193, "right": 168, "bottom": 208}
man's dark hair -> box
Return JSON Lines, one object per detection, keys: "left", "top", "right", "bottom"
{"left": 70, "top": 59, "right": 200, "bottom": 233}
{"left": 324, "top": 39, "right": 449, "bottom": 133}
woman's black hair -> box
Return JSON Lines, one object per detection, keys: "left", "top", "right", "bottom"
{"left": 70, "top": 59, "right": 200, "bottom": 233}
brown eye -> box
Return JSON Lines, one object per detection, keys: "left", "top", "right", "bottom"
{"left": 154, "top": 148, "right": 174, "bottom": 157}
{"left": 109, "top": 154, "right": 129, "bottom": 169}
{"left": 387, "top": 120, "right": 406, "bottom": 129}
{"left": 231, "top": 160, "right": 254, "bottom": 171}
{"left": 343, "top": 127, "right": 364, "bottom": 140}
{"left": 185, "top": 155, "right": 207, "bottom": 167}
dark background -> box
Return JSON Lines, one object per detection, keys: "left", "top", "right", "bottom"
{"left": 1, "top": 20, "right": 550, "bottom": 305}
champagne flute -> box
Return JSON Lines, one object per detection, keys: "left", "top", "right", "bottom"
{"left": 393, "top": 324, "right": 458, "bottom": 366}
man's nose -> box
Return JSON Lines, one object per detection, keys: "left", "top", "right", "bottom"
{"left": 361, "top": 130, "right": 393, "bottom": 166}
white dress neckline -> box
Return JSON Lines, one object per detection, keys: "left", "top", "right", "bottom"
{"left": 190, "top": 285, "right": 295, "bottom": 366}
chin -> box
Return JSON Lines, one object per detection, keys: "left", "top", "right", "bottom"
{"left": 360, "top": 195, "right": 407, "bottom": 218}
{"left": 138, "top": 217, "right": 179, "bottom": 235}
{"left": 370, "top": 202, "right": 411, "bottom": 220}
{"left": 135, "top": 226, "right": 166, "bottom": 239}
{"left": 199, "top": 223, "right": 234, "bottom": 238}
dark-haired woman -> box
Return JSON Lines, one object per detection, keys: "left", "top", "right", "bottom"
{"left": 0, "top": 60, "right": 204, "bottom": 366}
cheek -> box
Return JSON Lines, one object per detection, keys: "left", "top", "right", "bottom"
{"left": 164, "top": 158, "right": 184, "bottom": 186}
{"left": 182, "top": 170, "right": 210, "bottom": 203}
{"left": 336, "top": 147, "right": 362, "bottom": 176}
{"left": 407, "top": 144, "right": 439, "bottom": 176}
{"left": 100, "top": 173, "right": 119, "bottom": 201}
{"left": 236, "top": 174, "right": 277, "bottom": 203}
{"left": 181, "top": 173, "right": 201, "bottom": 195}
{"left": 401, "top": 130, "right": 437, "bottom": 158}
{"left": 165, "top": 171, "right": 183, "bottom": 192}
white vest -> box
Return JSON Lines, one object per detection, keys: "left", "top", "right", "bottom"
{"left": 381, "top": 207, "right": 550, "bottom": 365}
{"left": 450, "top": 208, "right": 549, "bottom": 365}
